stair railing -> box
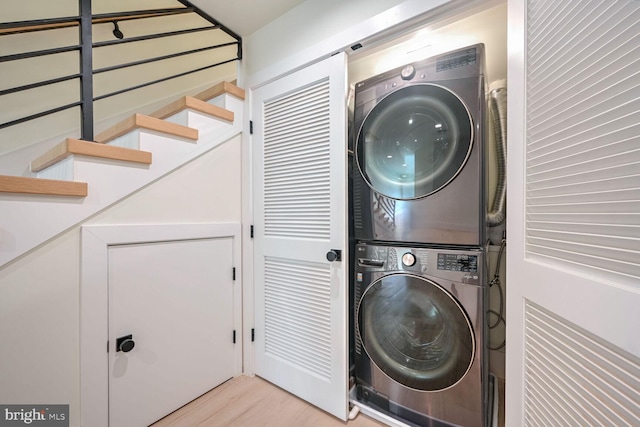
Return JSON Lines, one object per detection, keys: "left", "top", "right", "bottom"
{"left": 0, "top": 0, "right": 241, "bottom": 144}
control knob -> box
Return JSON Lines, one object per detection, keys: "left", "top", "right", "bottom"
{"left": 400, "top": 65, "right": 416, "bottom": 80}
{"left": 402, "top": 252, "right": 416, "bottom": 267}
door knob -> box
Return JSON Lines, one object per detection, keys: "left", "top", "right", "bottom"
{"left": 326, "top": 249, "right": 342, "bottom": 262}
{"left": 116, "top": 334, "right": 135, "bottom": 353}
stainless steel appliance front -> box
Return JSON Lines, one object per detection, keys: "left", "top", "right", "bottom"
{"left": 352, "top": 44, "right": 486, "bottom": 246}
{"left": 354, "top": 242, "right": 488, "bottom": 427}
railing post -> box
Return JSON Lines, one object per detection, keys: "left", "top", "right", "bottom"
{"left": 79, "top": 0, "right": 94, "bottom": 141}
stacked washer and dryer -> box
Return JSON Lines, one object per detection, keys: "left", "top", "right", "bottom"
{"left": 350, "top": 44, "right": 490, "bottom": 427}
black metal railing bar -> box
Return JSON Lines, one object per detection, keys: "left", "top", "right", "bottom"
{"left": 1, "top": 102, "right": 83, "bottom": 130}
{"left": 0, "top": 45, "right": 80, "bottom": 63}
{"left": 93, "top": 57, "right": 238, "bottom": 102}
{"left": 90, "top": 7, "right": 195, "bottom": 24}
{"left": 177, "top": 0, "right": 241, "bottom": 57}
{"left": 0, "top": 73, "right": 82, "bottom": 98}
{"left": 93, "top": 41, "right": 239, "bottom": 74}
{"left": 79, "top": 0, "right": 92, "bottom": 140}
{"left": 0, "top": 2, "right": 242, "bottom": 141}
{"left": 92, "top": 25, "right": 218, "bottom": 48}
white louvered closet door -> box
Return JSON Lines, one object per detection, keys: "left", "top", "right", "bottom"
{"left": 507, "top": 0, "right": 640, "bottom": 425}
{"left": 251, "top": 53, "right": 348, "bottom": 420}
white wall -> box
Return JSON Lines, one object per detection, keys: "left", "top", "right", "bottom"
{"left": 0, "top": 135, "right": 241, "bottom": 427}
{"left": 242, "top": 0, "right": 480, "bottom": 87}
{"left": 244, "top": 0, "right": 404, "bottom": 77}
{"left": 0, "top": 228, "right": 81, "bottom": 417}
{"left": 1, "top": 0, "right": 77, "bottom": 21}
{"left": 348, "top": 2, "right": 507, "bottom": 85}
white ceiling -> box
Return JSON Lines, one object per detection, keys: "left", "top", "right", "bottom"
{"left": 189, "top": 0, "right": 307, "bottom": 37}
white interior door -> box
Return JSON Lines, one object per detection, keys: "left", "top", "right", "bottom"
{"left": 507, "top": 0, "right": 640, "bottom": 425}
{"left": 108, "top": 237, "right": 236, "bottom": 427}
{"left": 252, "top": 52, "right": 349, "bottom": 420}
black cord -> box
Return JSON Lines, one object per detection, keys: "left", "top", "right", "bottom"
{"left": 487, "top": 238, "right": 506, "bottom": 350}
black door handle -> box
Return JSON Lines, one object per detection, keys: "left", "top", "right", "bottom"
{"left": 116, "top": 334, "right": 135, "bottom": 353}
{"left": 326, "top": 249, "right": 342, "bottom": 262}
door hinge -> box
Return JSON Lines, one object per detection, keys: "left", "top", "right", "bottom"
{"left": 249, "top": 120, "right": 253, "bottom": 134}
{"left": 251, "top": 328, "right": 255, "bottom": 342}
{"left": 232, "top": 267, "right": 236, "bottom": 281}
{"left": 233, "top": 330, "right": 236, "bottom": 344}
{"left": 107, "top": 341, "right": 109, "bottom": 353}
{"left": 250, "top": 225, "right": 254, "bottom": 238}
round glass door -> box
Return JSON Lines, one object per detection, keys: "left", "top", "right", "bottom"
{"left": 355, "top": 84, "right": 473, "bottom": 200}
{"left": 357, "top": 274, "right": 475, "bottom": 391}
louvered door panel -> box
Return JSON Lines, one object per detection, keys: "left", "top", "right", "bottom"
{"left": 264, "top": 257, "right": 332, "bottom": 379}
{"left": 508, "top": 0, "right": 640, "bottom": 424}
{"left": 525, "top": 0, "right": 640, "bottom": 287}
{"left": 524, "top": 302, "right": 640, "bottom": 426}
{"left": 264, "top": 80, "right": 331, "bottom": 240}
{"left": 261, "top": 80, "right": 332, "bottom": 375}
{"left": 252, "top": 53, "right": 348, "bottom": 420}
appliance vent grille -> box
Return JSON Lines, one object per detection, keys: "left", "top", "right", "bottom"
{"left": 525, "top": 0, "right": 640, "bottom": 287}
{"left": 263, "top": 79, "right": 331, "bottom": 240}
{"left": 524, "top": 301, "right": 640, "bottom": 425}
{"left": 354, "top": 282, "right": 363, "bottom": 355}
{"left": 264, "top": 256, "right": 332, "bottom": 380}
{"left": 352, "top": 175, "right": 364, "bottom": 230}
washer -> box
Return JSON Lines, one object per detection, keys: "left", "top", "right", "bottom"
{"left": 353, "top": 242, "right": 488, "bottom": 427}
{"left": 352, "top": 44, "right": 486, "bottom": 246}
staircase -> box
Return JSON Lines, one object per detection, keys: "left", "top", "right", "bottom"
{"left": 0, "top": 80, "right": 245, "bottom": 267}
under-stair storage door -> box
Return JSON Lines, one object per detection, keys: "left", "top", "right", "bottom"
{"left": 108, "top": 237, "right": 235, "bottom": 427}
{"left": 252, "top": 52, "right": 348, "bottom": 420}
{"left": 507, "top": 0, "right": 640, "bottom": 425}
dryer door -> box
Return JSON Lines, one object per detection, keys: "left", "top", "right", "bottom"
{"left": 357, "top": 273, "right": 474, "bottom": 391}
{"left": 355, "top": 84, "right": 473, "bottom": 200}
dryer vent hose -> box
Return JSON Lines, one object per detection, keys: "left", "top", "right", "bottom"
{"left": 487, "top": 86, "right": 507, "bottom": 227}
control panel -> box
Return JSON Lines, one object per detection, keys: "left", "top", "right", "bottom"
{"left": 437, "top": 253, "right": 478, "bottom": 272}
{"left": 436, "top": 47, "right": 478, "bottom": 72}
{"left": 355, "top": 243, "right": 483, "bottom": 285}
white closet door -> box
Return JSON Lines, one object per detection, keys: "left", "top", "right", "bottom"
{"left": 251, "top": 53, "right": 349, "bottom": 420}
{"left": 108, "top": 238, "right": 235, "bottom": 427}
{"left": 507, "top": 0, "right": 640, "bottom": 425}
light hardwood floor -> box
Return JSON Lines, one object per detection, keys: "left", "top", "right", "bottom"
{"left": 151, "top": 375, "right": 386, "bottom": 427}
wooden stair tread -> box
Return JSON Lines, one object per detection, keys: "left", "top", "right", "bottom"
{"left": 31, "top": 138, "right": 152, "bottom": 172}
{"left": 95, "top": 114, "right": 198, "bottom": 144}
{"left": 0, "top": 175, "right": 87, "bottom": 197}
{"left": 149, "top": 96, "right": 234, "bottom": 122}
{"left": 193, "top": 81, "right": 246, "bottom": 102}
{"left": 0, "top": 81, "right": 244, "bottom": 198}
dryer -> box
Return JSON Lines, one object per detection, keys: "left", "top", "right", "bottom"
{"left": 352, "top": 44, "right": 486, "bottom": 246}
{"left": 353, "top": 242, "right": 488, "bottom": 427}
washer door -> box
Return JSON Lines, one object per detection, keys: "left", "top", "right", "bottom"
{"left": 355, "top": 84, "right": 473, "bottom": 200}
{"left": 357, "top": 274, "right": 475, "bottom": 391}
